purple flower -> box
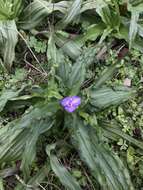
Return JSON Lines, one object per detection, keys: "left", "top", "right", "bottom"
{"left": 60, "top": 96, "right": 81, "bottom": 113}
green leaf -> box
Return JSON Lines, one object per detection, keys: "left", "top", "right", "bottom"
{"left": 129, "top": 12, "right": 139, "bottom": 49}
{"left": 0, "top": 1, "right": 12, "bottom": 20}
{"left": 0, "top": 102, "right": 58, "bottom": 164}
{"left": 0, "top": 0, "right": 22, "bottom": 20}
{"left": 96, "top": 0, "right": 120, "bottom": 29}
{"left": 21, "top": 118, "right": 54, "bottom": 179}
{"left": 75, "top": 46, "right": 98, "bottom": 67}
{"left": 0, "top": 123, "right": 30, "bottom": 163}
{"left": 0, "top": 85, "right": 26, "bottom": 113}
{"left": 59, "top": 46, "right": 102, "bottom": 93}
{"left": 55, "top": 31, "right": 81, "bottom": 60}
{"left": 93, "top": 65, "right": 118, "bottom": 89}
{"left": 95, "top": 0, "right": 110, "bottom": 25}
{"left": 72, "top": 118, "right": 134, "bottom": 190}
{"left": 80, "top": 0, "right": 97, "bottom": 13}
{"left": 99, "top": 27, "right": 112, "bottom": 44}
{"left": 138, "top": 24, "right": 143, "bottom": 38}
{"left": 115, "top": 24, "right": 129, "bottom": 40}
{"left": 102, "top": 122, "right": 143, "bottom": 151}
{"left": 62, "top": 45, "right": 100, "bottom": 93}
{"left": 68, "top": 58, "right": 85, "bottom": 94}
{"left": 0, "top": 178, "right": 4, "bottom": 190}
{"left": 57, "top": 55, "right": 72, "bottom": 87}
{"left": 19, "top": 0, "right": 69, "bottom": 30}
{"left": 12, "top": 0, "right": 22, "bottom": 18}
{"left": 63, "top": 0, "right": 82, "bottom": 25}
{"left": 128, "top": 1, "right": 143, "bottom": 13}
{"left": 0, "top": 20, "right": 18, "bottom": 71}
{"left": 89, "top": 86, "right": 135, "bottom": 109}
{"left": 47, "top": 32, "right": 57, "bottom": 65}
{"left": 46, "top": 145, "right": 82, "bottom": 190}
{"left": 82, "top": 23, "right": 105, "bottom": 42}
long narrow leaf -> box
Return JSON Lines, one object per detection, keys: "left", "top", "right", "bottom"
{"left": 19, "top": 0, "right": 69, "bottom": 30}
{"left": 0, "top": 20, "right": 18, "bottom": 70}
{"left": 129, "top": 12, "right": 139, "bottom": 48}
{"left": 47, "top": 32, "right": 58, "bottom": 65}
{"left": 21, "top": 118, "right": 54, "bottom": 179}
{"left": 46, "top": 145, "right": 82, "bottom": 190}
{"left": 72, "top": 119, "right": 134, "bottom": 190}
{"left": 89, "top": 86, "right": 135, "bottom": 109}
{"left": 101, "top": 122, "right": 143, "bottom": 151}
{"left": 55, "top": 31, "right": 81, "bottom": 60}
{"left": 63, "top": 0, "right": 82, "bottom": 25}
{"left": 0, "top": 102, "right": 58, "bottom": 163}
{"left": 0, "top": 85, "right": 26, "bottom": 113}
{"left": 68, "top": 59, "right": 85, "bottom": 94}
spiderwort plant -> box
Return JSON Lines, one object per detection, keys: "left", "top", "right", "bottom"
{"left": 45, "top": 53, "right": 135, "bottom": 189}
{"left": 0, "top": 48, "right": 136, "bottom": 190}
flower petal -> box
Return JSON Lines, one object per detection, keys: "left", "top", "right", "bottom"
{"left": 64, "top": 106, "right": 76, "bottom": 113}
{"left": 72, "top": 96, "right": 81, "bottom": 106}
{"left": 60, "top": 96, "right": 81, "bottom": 113}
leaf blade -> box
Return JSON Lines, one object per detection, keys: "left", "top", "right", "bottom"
{"left": 72, "top": 118, "right": 134, "bottom": 190}
{"left": 46, "top": 145, "right": 82, "bottom": 190}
